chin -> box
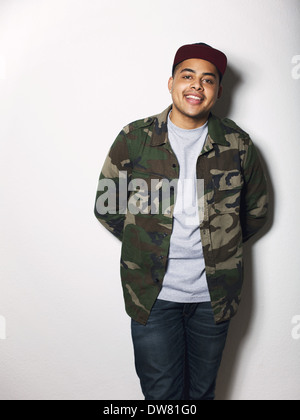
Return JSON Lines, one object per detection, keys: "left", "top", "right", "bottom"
{"left": 184, "top": 110, "right": 206, "bottom": 119}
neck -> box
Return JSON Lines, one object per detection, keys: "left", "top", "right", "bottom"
{"left": 170, "top": 107, "right": 209, "bottom": 130}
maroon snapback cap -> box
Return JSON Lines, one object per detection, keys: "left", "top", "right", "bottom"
{"left": 172, "top": 43, "right": 227, "bottom": 77}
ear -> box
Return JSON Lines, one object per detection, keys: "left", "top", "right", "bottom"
{"left": 168, "top": 77, "right": 174, "bottom": 93}
{"left": 217, "top": 84, "right": 223, "bottom": 99}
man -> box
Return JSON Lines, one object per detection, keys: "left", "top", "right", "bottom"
{"left": 94, "top": 43, "right": 268, "bottom": 400}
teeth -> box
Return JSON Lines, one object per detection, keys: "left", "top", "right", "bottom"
{"left": 186, "top": 95, "right": 202, "bottom": 100}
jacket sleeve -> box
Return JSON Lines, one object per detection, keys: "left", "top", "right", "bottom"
{"left": 241, "top": 139, "right": 269, "bottom": 242}
{"left": 94, "top": 131, "right": 132, "bottom": 241}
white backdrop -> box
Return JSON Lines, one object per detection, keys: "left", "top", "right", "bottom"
{"left": 0, "top": 0, "right": 299, "bottom": 400}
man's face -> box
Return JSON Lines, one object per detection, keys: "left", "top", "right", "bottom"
{"left": 168, "top": 58, "right": 222, "bottom": 128}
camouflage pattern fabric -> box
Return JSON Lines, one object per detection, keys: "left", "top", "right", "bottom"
{"left": 94, "top": 105, "right": 268, "bottom": 325}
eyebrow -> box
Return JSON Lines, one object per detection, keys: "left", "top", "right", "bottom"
{"left": 180, "top": 68, "right": 217, "bottom": 78}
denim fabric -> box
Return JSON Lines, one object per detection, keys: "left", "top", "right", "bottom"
{"left": 131, "top": 300, "right": 230, "bottom": 400}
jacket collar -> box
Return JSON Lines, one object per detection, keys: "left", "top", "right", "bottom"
{"left": 150, "top": 105, "right": 229, "bottom": 148}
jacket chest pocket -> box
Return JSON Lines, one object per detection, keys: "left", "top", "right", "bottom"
{"left": 129, "top": 169, "right": 177, "bottom": 216}
{"left": 211, "top": 170, "right": 243, "bottom": 214}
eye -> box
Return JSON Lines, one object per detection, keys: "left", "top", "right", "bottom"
{"left": 183, "top": 75, "right": 192, "bottom": 80}
{"left": 202, "top": 79, "right": 214, "bottom": 84}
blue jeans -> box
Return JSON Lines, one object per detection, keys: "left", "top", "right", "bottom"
{"left": 131, "top": 300, "right": 230, "bottom": 400}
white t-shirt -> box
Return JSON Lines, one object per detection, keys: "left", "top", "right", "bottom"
{"left": 158, "top": 113, "right": 211, "bottom": 303}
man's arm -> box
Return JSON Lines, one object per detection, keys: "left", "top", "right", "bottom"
{"left": 94, "top": 131, "right": 132, "bottom": 241}
{"left": 241, "top": 139, "right": 269, "bottom": 242}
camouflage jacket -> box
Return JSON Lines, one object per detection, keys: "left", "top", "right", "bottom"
{"left": 94, "top": 105, "right": 268, "bottom": 325}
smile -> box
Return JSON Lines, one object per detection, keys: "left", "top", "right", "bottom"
{"left": 185, "top": 95, "right": 204, "bottom": 104}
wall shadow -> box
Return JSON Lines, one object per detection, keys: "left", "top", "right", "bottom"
{"left": 216, "top": 149, "right": 274, "bottom": 400}
{"left": 212, "top": 66, "right": 275, "bottom": 400}
{"left": 213, "top": 64, "right": 243, "bottom": 118}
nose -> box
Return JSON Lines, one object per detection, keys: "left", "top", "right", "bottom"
{"left": 191, "top": 79, "right": 203, "bottom": 91}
